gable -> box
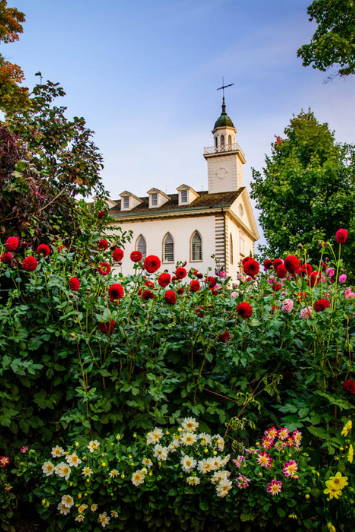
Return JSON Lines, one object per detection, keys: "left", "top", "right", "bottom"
{"left": 228, "top": 188, "right": 260, "bottom": 241}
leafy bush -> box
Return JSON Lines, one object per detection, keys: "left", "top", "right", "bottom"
{"left": 0, "top": 231, "right": 353, "bottom": 453}
{"left": 2, "top": 419, "right": 354, "bottom": 531}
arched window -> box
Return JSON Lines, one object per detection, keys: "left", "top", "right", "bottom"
{"left": 135, "top": 235, "right": 146, "bottom": 258}
{"left": 214, "top": 136, "right": 218, "bottom": 148}
{"left": 228, "top": 135, "right": 232, "bottom": 149}
{"left": 220, "top": 135, "right": 225, "bottom": 149}
{"left": 163, "top": 232, "right": 174, "bottom": 263}
{"left": 230, "top": 234, "right": 233, "bottom": 264}
{"left": 191, "top": 231, "right": 202, "bottom": 261}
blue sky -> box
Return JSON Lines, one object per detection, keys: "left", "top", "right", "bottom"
{"left": 5, "top": 1, "right": 355, "bottom": 219}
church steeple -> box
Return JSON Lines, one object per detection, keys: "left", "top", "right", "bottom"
{"left": 213, "top": 96, "right": 235, "bottom": 131}
{"left": 203, "top": 96, "right": 246, "bottom": 194}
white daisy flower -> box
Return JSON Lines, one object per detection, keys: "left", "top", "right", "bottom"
{"left": 181, "top": 455, "right": 197, "bottom": 472}
{"left": 216, "top": 479, "right": 232, "bottom": 497}
{"left": 98, "top": 512, "right": 110, "bottom": 527}
{"left": 186, "top": 476, "right": 201, "bottom": 485}
{"left": 75, "top": 514, "right": 85, "bottom": 522}
{"left": 197, "top": 458, "right": 214, "bottom": 474}
{"left": 61, "top": 494, "right": 74, "bottom": 509}
{"left": 55, "top": 462, "right": 71, "bottom": 480}
{"left": 87, "top": 440, "right": 100, "bottom": 452}
{"left": 51, "top": 446, "right": 64, "bottom": 458}
{"left": 78, "top": 504, "right": 88, "bottom": 514}
{"left": 181, "top": 417, "right": 199, "bottom": 432}
{"left": 131, "top": 469, "right": 146, "bottom": 487}
{"left": 57, "top": 502, "right": 70, "bottom": 515}
{"left": 146, "top": 427, "right": 164, "bottom": 445}
{"left": 211, "top": 470, "right": 231, "bottom": 484}
{"left": 198, "top": 433, "right": 212, "bottom": 446}
{"left": 181, "top": 432, "right": 197, "bottom": 446}
{"left": 42, "top": 461, "right": 55, "bottom": 476}
{"left": 212, "top": 435, "right": 225, "bottom": 452}
{"left": 82, "top": 466, "right": 93, "bottom": 478}
{"left": 91, "top": 504, "right": 98, "bottom": 512}
{"left": 66, "top": 453, "right": 81, "bottom": 467}
{"left": 142, "top": 458, "right": 153, "bottom": 468}
{"left": 111, "top": 510, "right": 118, "bottom": 518}
{"left": 109, "top": 469, "right": 119, "bottom": 478}
{"left": 211, "top": 456, "right": 223, "bottom": 470}
{"left": 153, "top": 444, "right": 169, "bottom": 461}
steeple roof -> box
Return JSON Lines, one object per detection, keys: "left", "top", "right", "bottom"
{"left": 213, "top": 97, "right": 235, "bottom": 129}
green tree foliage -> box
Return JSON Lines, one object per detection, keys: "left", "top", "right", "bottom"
{"left": 0, "top": 0, "right": 30, "bottom": 113}
{"left": 297, "top": 0, "right": 355, "bottom": 76}
{"left": 1, "top": 76, "right": 106, "bottom": 241}
{"left": 250, "top": 111, "right": 355, "bottom": 267}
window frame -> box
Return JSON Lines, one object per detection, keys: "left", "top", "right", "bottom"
{"left": 123, "top": 196, "right": 130, "bottom": 209}
{"left": 162, "top": 232, "right": 174, "bottom": 263}
{"left": 190, "top": 230, "right": 203, "bottom": 262}
{"left": 135, "top": 234, "right": 147, "bottom": 258}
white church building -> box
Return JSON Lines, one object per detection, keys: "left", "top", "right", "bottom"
{"left": 109, "top": 98, "right": 259, "bottom": 281}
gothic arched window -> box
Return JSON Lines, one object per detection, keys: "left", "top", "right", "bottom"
{"left": 215, "top": 136, "right": 218, "bottom": 148}
{"left": 220, "top": 135, "right": 225, "bottom": 149}
{"left": 136, "top": 235, "right": 147, "bottom": 258}
{"left": 191, "top": 231, "right": 202, "bottom": 261}
{"left": 230, "top": 234, "right": 233, "bottom": 264}
{"left": 163, "top": 232, "right": 174, "bottom": 263}
{"left": 228, "top": 135, "right": 232, "bottom": 149}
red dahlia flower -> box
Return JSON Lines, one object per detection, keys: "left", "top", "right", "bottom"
{"left": 218, "top": 330, "right": 230, "bottom": 342}
{"left": 98, "top": 320, "right": 116, "bottom": 334}
{"left": 0, "top": 251, "right": 13, "bottom": 264}
{"left": 5, "top": 236, "right": 19, "bottom": 251}
{"left": 98, "top": 239, "right": 109, "bottom": 250}
{"left": 309, "top": 270, "right": 321, "bottom": 287}
{"left": 343, "top": 379, "right": 355, "bottom": 394}
{"left": 142, "top": 289, "right": 154, "bottom": 300}
{"left": 272, "top": 283, "right": 282, "bottom": 291}
{"left": 206, "top": 276, "right": 217, "bottom": 288}
{"left": 22, "top": 256, "right": 38, "bottom": 271}
{"left": 108, "top": 283, "right": 124, "bottom": 301}
{"left": 175, "top": 267, "right": 187, "bottom": 279}
{"left": 190, "top": 280, "right": 200, "bottom": 292}
{"left": 158, "top": 272, "right": 171, "bottom": 287}
{"left": 112, "top": 248, "right": 124, "bottom": 261}
{"left": 97, "top": 210, "right": 106, "bottom": 218}
{"left": 242, "top": 256, "right": 252, "bottom": 265}
{"left": 144, "top": 280, "right": 155, "bottom": 288}
{"left": 144, "top": 255, "right": 161, "bottom": 273}
{"left": 177, "top": 287, "right": 184, "bottom": 295}
{"left": 165, "top": 290, "right": 177, "bottom": 304}
{"left": 276, "top": 264, "right": 287, "bottom": 278}
{"left": 243, "top": 258, "right": 260, "bottom": 277}
{"left": 284, "top": 255, "right": 300, "bottom": 274}
{"left": 130, "top": 250, "right": 142, "bottom": 262}
{"left": 300, "top": 263, "right": 313, "bottom": 276}
{"left": 263, "top": 259, "right": 273, "bottom": 270}
{"left": 313, "top": 298, "right": 330, "bottom": 312}
{"left": 236, "top": 302, "right": 253, "bottom": 319}
{"left": 335, "top": 228, "right": 348, "bottom": 244}
{"left": 98, "top": 262, "right": 111, "bottom": 275}
{"left": 69, "top": 277, "right": 80, "bottom": 291}
{"left": 273, "top": 258, "right": 283, "bottom": 269}
{"left": 36, "top": 244, "right": 51, "bottom": 256}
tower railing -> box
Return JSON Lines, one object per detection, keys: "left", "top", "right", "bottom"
{"left": 203, "top": 142, "right": 242, "bottom": 155}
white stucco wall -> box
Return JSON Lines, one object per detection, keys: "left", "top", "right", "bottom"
{"left": 111, "top": 215, "right": 217, "bottom": 277}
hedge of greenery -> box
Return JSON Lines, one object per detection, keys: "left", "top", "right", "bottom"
{"left": 0, "top": 221, "right": 354, "bottom": 530}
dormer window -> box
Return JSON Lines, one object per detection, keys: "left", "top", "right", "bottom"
{"left": 151, "top": 193, "right": 158, "bottom": 206}
{"left": 181, "top": 190, "right": 188, "bottom": 203}
{"left": 119, "top": 191, "right": 143, "bottom": 211}
{"left": 123, "top": 196, "right": 130, "bottom": 209}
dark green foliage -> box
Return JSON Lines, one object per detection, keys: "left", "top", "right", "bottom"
{"left": 250, "top": 111, "right": 355, "bottom": 270}
{"left": 298, "top": 0, "right": 355, "bottom": 76}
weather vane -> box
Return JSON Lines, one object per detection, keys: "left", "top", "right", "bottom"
{"left": 217, "top": 77, "right": 234, "bottom": 99}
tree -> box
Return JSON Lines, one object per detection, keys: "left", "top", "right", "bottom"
{"left": 250, "top": 111, "right": 355, "bottom": 268}
{"left": 1, "top": 76, "right": 107, "bottom": 241}
{"left": 0, "top": 0, "right": 30, "bottom": 113}
{"left": 297, "top": 0, "right": 355, "bottom": 77}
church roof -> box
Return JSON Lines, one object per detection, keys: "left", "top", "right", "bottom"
{"left": 109, "top": 189, "right": 244, "bottom": 218}
{"left": 213, "top": 98, "right": 235, "bottom": 130}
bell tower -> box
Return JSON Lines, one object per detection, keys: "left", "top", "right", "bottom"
{"left": 204, "top": 96, "right": 246, "bottom": 193}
